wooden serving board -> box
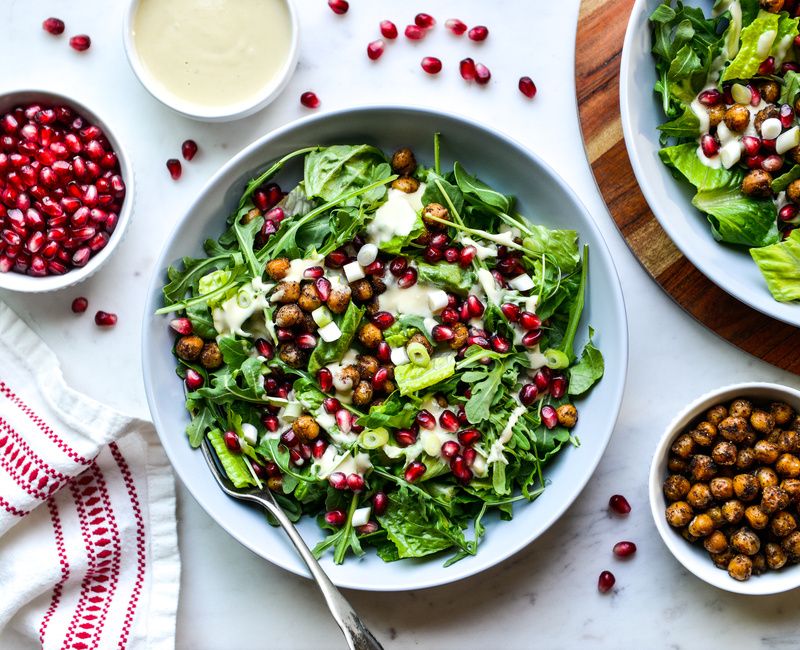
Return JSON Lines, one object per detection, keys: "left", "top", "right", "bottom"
{"left": 575, "top": 0, "right": 800, "bottom": 375}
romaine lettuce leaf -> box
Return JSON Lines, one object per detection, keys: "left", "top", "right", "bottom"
{"left": 692, "top": 188, "right": 780, "bottom": 247}
{"left": 356, "top": 392, "right": 418, "bottom": 429}
{"left": 416, "top": 262, "right": 476, "bottom": 295}
{"left": 722, "top": 10, "right": 780, "bottom": 82}
{"left": 751, "top": 230, "right": 800, "bottom": 302}
{"left": 657, "top": 106, "right": 701, "bottom": 140}
{"left": 770, "top": 13, "right": 799, "bottom": 65}
{"left": 395, "top": 353, "right": 455, "bottom": 396}
{"left": 208, "top": 429, "right": 256, "bottom": 488}
{"left": 659, "top": 143, "right": 742, "bottom": 191}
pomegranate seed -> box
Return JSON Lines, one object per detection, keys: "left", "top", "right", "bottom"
{"left": 473, "top": 62, "right": 491, "bottom": 85}
{"left": 347, "top": 473, "right": 365, "bottom": 492}
{"left": 518, "top": 76, "right": 537, "bottom": 99}
{"left": 467, "top": 334, "right": 490, "bottom": 349}
{"left": 741, "top": 136, "right": 761, "bottom": 156}
{"left": 276, "top": 327, "right": 293, "bottom": 342}
{"left": 301, "top": 265, "right": 323, "bottom": 280}
{"left": 373, "top": 341, "right": 390, "bottom": 363}
{"left": 185, "top": 369, "right": 204, "bottom": 390}
{"left": 467, "top": 25, "right": 488, "bottom": 42}
{"left": 416, "top": 410, "right": 436, "bottom": 429}
{"left": 367, "top": 40, "right": 385, "bottom": 61}
{"left": 450, "top": 455, "right": 473, "bottom": 483}
{"left": 262, "top": 414, "right": 279, "bottom": 432}
{"left": 327, "top": 0, "right": 348, "bottom": 14}
{"left": 598, "top": 571, "right": 616, "bottom": 593}
{"left": 372, "top": 491, "right": 388, "bottom": 516}
{"left": 457, "top": 405, "right": 468, "bottom": 425}
{"left": 323, "top": 397, "right": 341, "bottom": 414}
{"left": 397, "top": 268, "right": 418, "bottom": 288}
{"left": 781, "top": 104, "right": 795, "bottom": 129}
{"left": 328, "top": 472, "right": 347, "bottom": 490}
{"left": 780, "top": 204, "right": 798, "bottom": 221}
{"left": 94, "top": 310, "right": 117, "bottom": 327}
{"left": 500, "top": 302, "right": 520, "bottom": 322}
{"left": 372, "top": 367, "right": 389, "bottom": 390}
{"left": 71, "top": 296, "right": 88, "bottom": 313}
{"left": 168, "top": 317, "right": 192, "bottom": 335}
{"left": 746, "top": 154, "right": 766, "bottom": 169}
{"left": 289, "top": 448, "right": 304, "bottom": 465}
{"left": 490, "top": 334, "right": 510, "bottom": 353}
{"left": 371, "top": 311, "right": 395, "bottom": 330}
{"left": 336, "top": 409, "right": 352, "bottom": 434}
{"left": 312, "top": 439, "right": 328, "bottom": 459}
{"left": 441, "top": 440, "right": 460, "bottom": 459}
{"left": 440, "top": 247, "right": 458, "bottom": 263}
{"left": 422, "top": 245, "right": 440, "bottom": 263}
{"left": 458, "top": 428, "right": 480, "bottom": 446}
{"left": 541, "top": 405, "right": 558, "bottom": 429}
{"left": 255, "top": 338, "right": 274, "bottom": 359}
{"left": 519, "top": 383, "right": 538, "bottom": 406}
{"left": 762, "top": 138, "right": 777, "bottom": 153}
{"left": 762, "top": 155, "right": 784, "bottom": 173}
{"left": 2, "top": 114, "right": 18, "bottom": 134}
{"left": 69, "top": 35, "right": 91, "bottom": 51}
{"left": 421, "top": 56, "right": 442, "bottom": 74}
{"left": 440, "top": 307, "right": 459, "bottom": 324}
{"left": 388, "top": 256, "right": 407, "bottom": 276}
{"left": 700, "top": 134, "right": 719, "bottom": 158}
{"left": 459, "top": 57, "right": 477, "bottom": 81}
{"left": 325, "top": 510, "right": 346, "bottom": 527}
{"left": 380, "top": 20, "right": 398, "bottom": 39}
{"left": 613, "top": 541, "right": 637, "bottom": 558}
{"left": 223, "top": 430, "right": 240, "bottom": 452}
{"left": 166, "top": 159, "right": 182, "bottom": 180}
{"left": 608, "top": 494, "right": 631, "bottom": 515}
{"left": 467, "top": 295, "right": 485, "bottom": 318}
{"left": 325, "top": 250, "right": 347, "bottom": 268}
{"left": 181, "top": 139, "right": 198, "bottom": 161}
{"left": 749, "top": 84, "right": 761, "bottom": 107}
{"left": 432, "top": 324, "right": 455, "bottom": 342}
{"left": 404, "top": 461, "right": 426, "bottom": 483}
{"left": 296, "top": 333, "right": 317, "bottom": 349}
{"left": 42, "top": 17, "right": 65, "bottom": 35}
{"left": 317, "top": 367, "right": 333, "bottom": 392}
{"left": 522, "top": 330, "right": 542, "bottom": 347}
{"left": 395, "top": 428, "right": 417, "bottom": 447}
{"left": 439, "top": 410, "right": 459, "bottom": 432}
{"left": 783, "top": 61, "right": 800, "bottom": 74}
{"left": 300, "top": 92, "right": 320, "bottom": 109}
{"left": 549, "top": 374, "right": 567, "bottom": 399}
{"left": 445, "top": 18, "right": 467, "bottom": 35}
{"left": 759, "top": 56, "right": 775, "bottom": 76}
{"left": 415, "top": 13, "right": 436, "bottom": 28}
{"left": 404, "top": 22, "right": 426, "bottom": 38}
{"left": 280, "top": 429, "right": 299, "bottom": 448}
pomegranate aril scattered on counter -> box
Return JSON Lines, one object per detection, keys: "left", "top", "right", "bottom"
{"left": 459, "top": 57, "right": 477, "bottom": 81}
{"left": 42, "top": 17, "right": 65, "bottom": 35}
{"left": 181, "top": 139, "right": 198, "bottom": 161}
{"left": 71, "top": 296, "right": 88, "bottom": 313}
{"left": 367, "top": 40, "right": 385, "bottom": 61}
{"left": 404, "top": 24, "right": 425, "bottom": 40}
{"left": 380, "top": 20, "right": 398, "bottom": 39}
{"left": 300, "top": 91, "right": 320, "bottom": 109}
{"left": 421, "top": 56, "right": 442, "bottom": 74}
{"left": 94, "top": 310, "right": 117, "bottom": 327}
{"left": 166, "top": 158, "right": 182, "bottom": 180}
{"left": 608, "top": 494, "right": 631, "bottom": 515}
{"left": 445, "top": 18, "right": 467, "bottom": 35}
{"left": 414, "top": 13, "right": 436, "bottom": 29}
{"left": 468, "top": 25, "right": 489, "bottom": 41}
{"left": 612, "top": 541, "right": 637, "bottom": 558}
{"left": 69, "top": 35, "right": 91, "bottom": 51}
{"left": 474, "top": 63, "right": 492, "bottom": 85}
{"left": 598, "top": 570, "right": 616, "bottom": 593}
{"left": 518, "top": 76, "right": 537, "bottom": 99}
{"left": 327, "top": 0, "right": 349, "bottom": 15}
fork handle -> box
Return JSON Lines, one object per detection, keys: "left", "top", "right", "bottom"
{"left": 258, "top": 498, "right": 384, "bottom": 650}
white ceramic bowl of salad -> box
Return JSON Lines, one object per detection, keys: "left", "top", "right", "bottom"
{"left": 142, "top": 106, "right": 628, "bottom": 591}
{"left": 621, "top": 0, "right": 800, "bottom": 327}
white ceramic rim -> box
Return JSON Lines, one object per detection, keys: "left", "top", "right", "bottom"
{"left": 121, "top": 0, "right": 300, "bottom": 122}
{"left": 619, "top": 0, "right": 800, "bottom": 327}
{"left": 649, "top": 381, "right": 800, "bottom": 595}
{"left": 0, "top": 88, "right": 134, "bottom": 293}
{"left": 141, "top": 105, "right": 629, "bottom": 590}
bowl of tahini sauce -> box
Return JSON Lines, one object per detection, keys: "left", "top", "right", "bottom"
{"left": 123, "top": 0, "right": 298, "bottom": 121}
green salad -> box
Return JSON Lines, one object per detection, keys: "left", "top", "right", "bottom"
{"left": 159, "top": 137, "right": 604, "bottom": 565}
{"left": 651, "top": 0, "right": 800, "bottom": 302}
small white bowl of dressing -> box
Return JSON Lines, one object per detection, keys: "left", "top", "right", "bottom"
{"left": 122, "top": 0, "right": 299, "bottom": 122}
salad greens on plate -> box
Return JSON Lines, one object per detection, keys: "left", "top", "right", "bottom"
{"left": 650, "top": 0, "right": 800, "bottom": 302}
{"left": 159, "top": 136, "right": 603, "bottom": 565}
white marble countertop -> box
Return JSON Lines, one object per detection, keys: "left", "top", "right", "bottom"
{"left": 2, "top": 0, "right": 799, "bottom": 648}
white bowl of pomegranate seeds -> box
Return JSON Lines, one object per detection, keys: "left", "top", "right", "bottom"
{"left": 650, "top": 382, "right": 800, "bottom": 595}
{"left": 0, "top": 90, "right": 132, "bottom": 292}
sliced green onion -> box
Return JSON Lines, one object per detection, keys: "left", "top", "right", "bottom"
{"left": 407, "top": 341, "right": 430, "bottom": 367}
{"left": 237, "top": 287, "right": 253, "bottom": 308}
{"left": 312, "top": 305, "right": 332, "bottom": 327}
{"left": 543, "top": 348, "right": 569, "bottom": 369}
{"left": 359, "top": 427, "right": 389, "bottom": 449}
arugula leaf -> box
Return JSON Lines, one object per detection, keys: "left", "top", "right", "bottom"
{"left": 452, "top": 162, "right": 513, "bottom": 213}
{"left": 377, "top": 211, "right": 426, "bottom": 254}
{"left": 292, "top": 376, "right": 326, "bottom": 412}
{"left": 568, "top": 335, "right": 605, "bottom": 396}
{"left": 416, "top": 262, "right": 476, "bottom": 295}
{"left": 304, "top": 145, "right": 389, "bottom": 204}
{"left": 186, "top": 399, "right": 216, "bottom": 448}
{"left": 163, "top": 254, "right": 231, "bottom": 305}
{"left": 521, "top": 224, "right": 580, "bottom": 274}
{"left": 208, "top": 429, "right": 256, "bottom": 488}
{"left": 357, "top": 392, "right": 418, "bottom": 429}
{"left": 240, "top": 357, "right": 265, "bottom": 396}
{"left": 657, "top": 105, "right": 701, "bottom": 141}
{"left": 750, "top": 230, "right": 800, "bottom": 302}
{"left": 780, "top": 70, "right": 800, "bottom": 105}
{"left": 218, "top": 336, "right": 249, "bottom": 368}
{"left": 464, "top": 362, "right": 504, "bottom": 424}
{"left": 421, "top": 171, "right": 464, "bottom": 215}
{"left": 692, "top": 188, "right": 780, "bottom": 248}
{"left": 307, "top": 302, "right": 365, "bottom": 373}
{"left": 185, "top": 302, "right": 218, "bottom": 339}
{"left": 394, "top": 353, "right": 456, "bottom": 395}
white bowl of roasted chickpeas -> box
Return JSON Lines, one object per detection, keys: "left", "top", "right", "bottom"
{"left": 650, "top": 383, "right": 800, "bottom": 595}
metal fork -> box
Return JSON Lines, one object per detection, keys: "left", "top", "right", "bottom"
{"left": 200, "top": 439, "right": 383, "bottom": 650}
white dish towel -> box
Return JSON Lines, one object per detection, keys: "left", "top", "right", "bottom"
{"left": 0, "top": 301, "right": 180, "bottom": 650}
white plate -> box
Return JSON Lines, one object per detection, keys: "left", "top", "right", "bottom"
{"left": 141, "top": 106, "right": 628, "bottom": 591}
{"left": 620, "top": 0, "right": 800, "bottom": 327}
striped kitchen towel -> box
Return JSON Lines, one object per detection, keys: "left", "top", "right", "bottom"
{"left": 0, "top": 301, "right": 180, "bottom": 649}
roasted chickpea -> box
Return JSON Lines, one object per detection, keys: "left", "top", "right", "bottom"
{"left": 666, "top": 501, "right": 694, "bottom": 528}
{"left": 274, "top": 303, "right": 304, "bottom": 328}
{"left": 754, "top": 439, "right": 780, "bottom": 464}
{"left": 706, "top": 506, "right": 724, "bottom": 527}
{"left": 724, "top": 104, "right": 751, "bottom": 132}
{"left": 297, "top": 313, "right": 316, "bottom": 334}
{"left": 363, "top": 300, "right": 380, "bottom": 318}
{"left": 706, "top": 404, "right": 728, "bottom": 425}
{"left": 671, "top": 433, "right": 696, "bottom": 459}
{"left": 722, "top": 499, "right": 746, "bottom": 524}
{"left": 744, "top": 505, "right": 770, "bottom": 530}
{"left": 765, "top": 542, "right": 788, "bottom": 570}
{"left": 241, "top": 207, "right": 261, "bottom": 224}
{"left": 450, "top": 322, "right": 469, "bottom": 350}
{"left": 298, "top": 283, "right": 322, "bottom": 312}
{"left": 710, "top": 477, "right": 735, "bottom": 500}
{"left": 788, "top": 179, "right": 800, "bottom": 205}
{"left": 690, "top": 421, "right": 717, "bottom": 447}
{"left": 175, "top": 335, "right": 204, "bottom": 361}
{"left": 758, "top": 80, "right": 781, "bottom": 104}
{"left": 687, "top": 483, "right": 714, "bottom": 509}
{"left": 761, "top": 485, "right": 790, "bottom": 514}
{"left": 380, "top": 379, "right": 396, "bottom": 395}
{"left": 199, "top": 342, "right": 223, "bottom": 370}
{"left": 731, "top": 527, "right": 761, "bottom": 555}
{"left": 681, "top": 528, "right": 700, "bottom": 544}
{"left": 776, "top": 453, "right": 800, "bottom": 478}
{"left": 391, "top": 177, "right": 420, "bottom": 193}
{"left": 728, "top": 554, "right": 753, "bottom": 581}
{"left": 352, "top": 380, "right": 374, "bottom": 407}
{"left": 356, "top": 354, "right": 379, "bottom": 380}
{"left": 743, "top": 170, "right": 775, "bottom": 198}
{"left": 733, "top": 474, "right": 760, "bottom": 501}
{"left": 327, "top": 286, "right": 352, "bottom": 314}
{"left": 668, "top": 455, "right": 689, "bottom": 474}
{"left": 707, "top": 104, "right": 725, "bottom": 128}
{"left": 350, "top": 279, "right": 374, "bottom": 304}
{"left": 278, "top": 343, "right": 305, "bottom": 368}
{"left": 688, "top": 513, "right": 716, "bottom": 537}
{"left": 704, "top": 530, "right": 729, "bottom": 554}
{"left": 690, "top": 455, "right": 717, "bottom": 481}
{"left": 556, "top": 404, "right": 578, "bottom": 429}
{"left": 267, "top": 475, "right": 283, "bottom": 491}
{"left": 730, "top": 399, "right": 754, "bottom": 419}
{"left": 788, "top": 145, "right": 800, "bottom": 166}
{"left": 751, "top": 410, "right": 776, "bottom": 435}
{"left": 336, "top": 365, "right": 360, "bottom": 392}
{"left": 781, "top": 478, "right": 800, "bottom": 502}
{"left": 754, "top": 105, "right": 780, "bottom": 133}
{"left": 422, "top": 202, "right": 449, "bottom": 231}
{"left": 272, "top": 280, "right": 300, "bottom": 303}
{"left": 756, "top": 466, "right": 779, "bottom": 489}
{"left": 719, "top": 416, "right": 749, "bottom": 443}
{"left": 736, "top": 447, "right": 756, "bottom": 470}
{"left": 391, "top": 147, "right": 417, "bottom": 176}
{"left": 358, "top": 322, "right": 383, "bottom": 349}
{"left": 292, "top": 415, "right": 320, "bottom": 442}
{"left": 712, "top": 441, "right": 738, "bottom": 466}
{"left": 712, "top": 548, "right": 735, "bottom": 569}
{"left": 771, "top": 402, "right": 795, "bottom": 427}
{"left": 664, "top": 475, "right": 692, "bottom": 501}
{"left": 772, "top": 511, "right": 798, "bottom": 538}
{"left": 760, "top": 0, "right": 785, "bottom": 12}
{"left": 777, "top": 429, "right": 800, "bottom": 454}
{"left": 370, "top": 276, "right": 387, "bottom": 295}
{"left": 782, "top": 530, "right": 800, "bottom": 559}
{"left": 752, "top": 553, "right": 767, "bottom": 575}
{"left": 408, "top": 332, "right": 433, "bottom": 354}
{"left": 266, "top": 257, "right": 290, "bottom": 280}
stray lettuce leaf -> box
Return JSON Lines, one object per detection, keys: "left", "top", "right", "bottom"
{"left": 659, "top": 143, "right": 742, "bottom": 191}
{"left": 722, "top": 10, "right": 780, "bottom": 82}
{"left": 395, "top": 353, "right": 456, "bottom": 396}
{"left": 186, "top": 400, "right": 215, "bottom": 448}
{"left": 750, "top": 230, "right": 800, "bottom": 302}
{"left": 568, "top": 336, "right": 605, "bottom": 396}
{"left": 692, "top": 188, "right": 780, "bottom": 247}
{"left": 772, "top": 165, "right": 800, "bottom": 194}
{"left": 208, "top": 429, "right": 256, "bottom": 488}
{"left": 417, "top": 262, "right": 476, "bottom": 295}
{"left": 307, "top": 302, "right": 365, "bottom": 373}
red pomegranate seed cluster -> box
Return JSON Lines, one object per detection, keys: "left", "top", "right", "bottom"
{"left": 0, "top": 102, "right": 125, "bottom": 277}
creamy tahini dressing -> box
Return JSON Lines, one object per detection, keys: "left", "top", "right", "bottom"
{"left": 366, "top": 185, "right": 426, "bottom": 246}
{"left": 379, "top": 278, "right": 432, "bottom": 317}
{"left": 213, "top": 280, "right": 270, "bottom": 337}
{"left": 132, "top": 0, "right": 292, "bottom": 109}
